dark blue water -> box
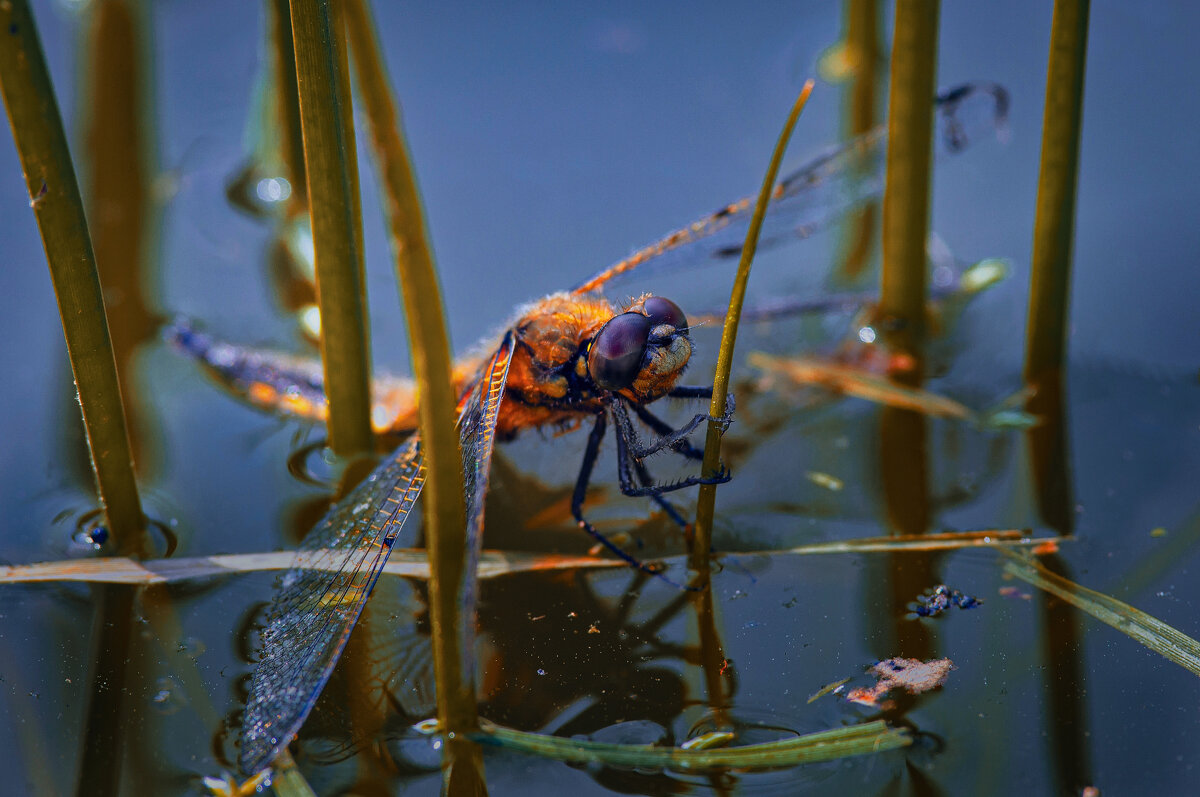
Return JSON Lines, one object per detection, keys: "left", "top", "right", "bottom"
{"left": 0, "top": 2, "right": 1198, "bottom": 795}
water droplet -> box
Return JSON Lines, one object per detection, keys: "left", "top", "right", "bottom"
{"left": 254, "top": 177, "right": 292, "bottom": 203}
{"left": 857, "top": 326, "right": 877, "bottom": 344}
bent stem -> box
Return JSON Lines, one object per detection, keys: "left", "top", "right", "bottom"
{"left": 692, "top": 81, "right": 815, "bottom": 575}
{"left": 0, "top": 0, "right": 145, "bottom": 554}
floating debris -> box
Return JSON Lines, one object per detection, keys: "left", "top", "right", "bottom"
{"left": 845, "top": 657, "right": 956, "bottom": 707}
{"left": 998, "top": 586, "right": 1032, "bottom": 601}
{"left": 911, "top": 585, "right": 983, "bottom": 618}
{"left": 804, "top": 470, "right": 845, "bottom": 491}
{"left": 807, "top": 677, "right": 852, "bottom": 704}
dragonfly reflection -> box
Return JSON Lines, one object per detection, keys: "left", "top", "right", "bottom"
{"left": 169, "top": 82, "right": 1007, "bottom": 775}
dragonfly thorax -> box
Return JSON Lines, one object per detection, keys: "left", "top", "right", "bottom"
{"left": 494, "top": 292, "right": 692, "bottom": 438}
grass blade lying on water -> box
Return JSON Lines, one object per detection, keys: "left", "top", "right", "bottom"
{"left": 1001, "top": 550, "right": 1200, "bottom": 677}
{"left": 468, "top": 718, "right": 909, "bottom": 771}
{"left": 2, "top": 531, "right": 1052, "bottom": 586}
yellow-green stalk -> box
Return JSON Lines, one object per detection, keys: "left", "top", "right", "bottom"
{"left": 288, "top": 0, "right": 373, "bottom": 457}
{"left": 0, "top": 0, "right": 145, "bottom": 554}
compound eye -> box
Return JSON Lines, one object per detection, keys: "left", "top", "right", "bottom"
{"left": 588, "top": 312, "right": 652, "bottom": 391}
{"left": 643, "top": 296, "right": 688, "bottom": 334}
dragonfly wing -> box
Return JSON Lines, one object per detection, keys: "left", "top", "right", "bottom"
{"left": 239, "top": 434, "right": 426, "bottom": 775}
{"left": 164, "top": 317, "right": 416, "bottom": 433}
{"left": 456, "top": 332, "right": 515, "bottom": 670}
{"left": 570, "top": 82, "right": 1009, "bottom": 296}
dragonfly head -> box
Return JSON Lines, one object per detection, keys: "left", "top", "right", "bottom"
{"left": 586, "top": 295, "right": 691, "bottom": 404}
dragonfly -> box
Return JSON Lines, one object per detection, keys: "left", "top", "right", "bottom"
{"left": 167, "top": 81, "right": 1008, "bottom": 775}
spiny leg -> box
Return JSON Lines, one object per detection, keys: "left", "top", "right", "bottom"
{"left": 572, "top": 412, "right": 682, "bottom": 583}
{"left": 632, "top": 404, "right": 704, "bottom": 459}
{"left": 612, "top": 393, "right": 736, "bottom": 460}
{"left": 610, "top": 402, "right": 732, "bottom": 495}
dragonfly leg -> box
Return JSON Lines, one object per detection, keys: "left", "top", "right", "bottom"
{"left": 572, "top": 412, "right": 679, "bottom": 581}
{"left": 631, "top": 404, "right": 704, "bottom": 460}
{"left": 666, "top": 385, "right": 713, "bottom": 400}
{"left": 612, "top": 394, "right": 735, "bottom": 461}
{"left": 612, "top": 404, "right": 731, "bottom": 499}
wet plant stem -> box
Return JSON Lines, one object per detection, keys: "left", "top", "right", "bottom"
{"left": 343, "top": 0, "right": 481, "bottom": 787}
{"left": 1025, "top": 0, "right": 1090, "bottom": 383}
{"left": 879, "top": 0, "right": 939, "bottom": 363}
{"left": 0, "top": 0, "right": 146, "bottom": 555}
{"left": 288, "top": 0, "right": 373, "bottom": 457}
{"left": 269, "top": 0, "right": 307, "bottom": 207}
{"left": 692, "top": 81, "right": 814, "bottom": 576}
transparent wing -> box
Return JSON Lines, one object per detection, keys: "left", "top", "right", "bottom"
{"left": 164, "top": 317, "right": 417, "bottom": 433}
{"left": 239, "top": 434, "right": 427, "bottom": 775}
{"left": 570, "top": 82, "right": 1008, "bottom": 295}
{"left": 456, "top": 332, "right": 515, "bottom": 680}
{"left": 238, "top": 334, "right": 514, "bottom": 775}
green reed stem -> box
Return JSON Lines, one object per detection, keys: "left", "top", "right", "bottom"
{"left": 879, "top": 0, "right": 939, "bottom": 358}
{"left": 1024, "top": 0, "right": 1089, "bottom": 382}
{"left": 269, "top": 0, "right": 307, "bottom": 207}
{"left": 692, "top": 81, "right": 814, "bottom": 575}
{"left": 0, "top": 0, "right": 145, "bottom": 555}
{"left": 288, "top": 0, "right": 373, "bottom": 457}
{"left": 343, "top": 0, "right": 477, "bottom": 761}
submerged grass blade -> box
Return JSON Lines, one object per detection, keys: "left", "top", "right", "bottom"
{"left": 748, "top": 352, "right": 975, "bottom": 420}
{"left": 693, "top": 81, "right": 815, "bottom": 571}
{"left": 471, "top": 719, "right": 908, "bottom": 770}
{"left": 77, "top": 584, "right": 136, "bottom": 797}
{"left": 1001, "top": 550, "right": 1200, "bottom": 677}
{"left": 879, "top": 0, "right": 940, "bottom": 358}
{"left": 0, "top": 0, "right": 145, "bottom": 555}
{"left": 267, "top": 751, "right": 318, "bottom": 797}
{"left": 1024, "top": 0, "right": 1090, "bottom": 383}
{"left": 288, "top": 0, "right": 373, "bottom": 457}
